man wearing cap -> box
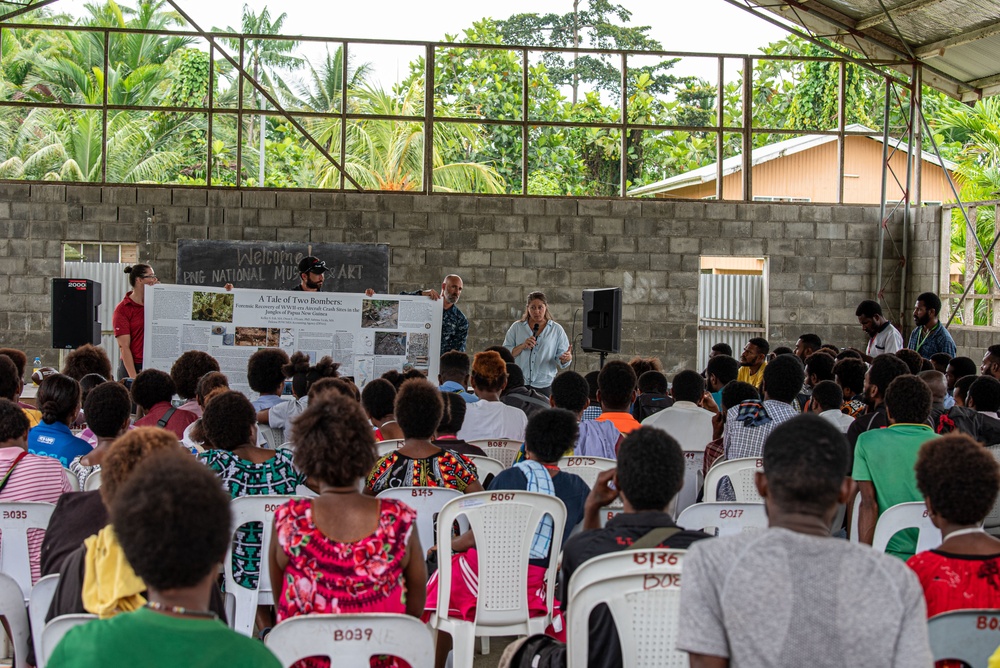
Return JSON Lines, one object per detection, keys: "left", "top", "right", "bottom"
{"left": 294, "top": 256, "right": 328, "bottom": 292}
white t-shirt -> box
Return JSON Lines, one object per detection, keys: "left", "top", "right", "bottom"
{"left": 677, "top": 527, "right": 931, "bottom": 668}
{"left": 819, "top": 408, "right": 856, "bottom": 433}
{"left": 641, "top": 401, "right": 715, "bottom": 451}
{"left": 867, "top": 322, "right": 904, "bottom": 357}
{"left": 268, "top": 396, "right": 309, "bottom": 430}
{"left": 456, "top": 399, "right": 528, "bottom": 442}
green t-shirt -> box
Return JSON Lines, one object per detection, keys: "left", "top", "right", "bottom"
{"left": 852, "top": 423, "right": 936, "bottom": 560}
{"left": 47, "top": 606, "right": 280, "bottom": 668}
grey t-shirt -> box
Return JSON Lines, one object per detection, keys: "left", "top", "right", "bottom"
{"left": 677, "top": 527, "right": 932, "bottom": 668}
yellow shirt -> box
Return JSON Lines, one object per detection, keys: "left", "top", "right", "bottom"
{"left": 21, "top": 407, "right": 41, "bottom": 428}
{"left": 737, "top": 363, "right": 767, "bottom": 390}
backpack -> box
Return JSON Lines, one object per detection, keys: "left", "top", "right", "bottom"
{"left": 631, "top": 393, "right": 672, "bottom": 422}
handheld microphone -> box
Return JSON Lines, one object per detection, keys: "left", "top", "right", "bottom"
{"left": 532, "top": 323, "right": 540, "bottom": 337}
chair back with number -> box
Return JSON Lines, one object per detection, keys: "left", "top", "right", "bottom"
{"left": 928, "top": 609, "right": 1000, "bottom": 668}
{"left": 83, "top": 470, "right": 102, "bottom": 492}
{"left": 0, "top": 501, "right": 55, "bottom": 598}
{"left": 871, "top": 501, "right": 942, "bottom": 554}
{"left": 702, "top": 457, "right": 764, "bottom": 503}
{"left": 265, "top": 614, "right": 434, "bottom": 668}
{"left": 464, "top": 455, "right": 504, "bottom": 482}
{"left": 984, "top": 447, "right": 1000, "bottom": 534}
{"left": 566, "top": 549, "right": 687, "bottom": 668}
{"left": 376, "top": 439, "right": 404, "bottom": 458}
{"left": 431, "top": 491, "right": 566, "bottom": 668}
{"left": 676, "top": 502, "right": 768, "bottom": 537}
{"left": 467, "top": 439, "right": 522, "bottom": 468}
{"left": 557, "top": 456, "right": 616, "bottom": 489}
{"left": 29, "top": 574, "right": 59, "bottom": 668}
{"left": 376, "top": 487, "right": 465, "bottom": 551}
{"left": 62, "top": 469, "right": 79, "bottom": 493}
{"left": 39, "top": 614, "right": 97, "bottom": 667}
{"left": 0, "top": 572, "right": 30, "bottom": 668}
{"left": 224, "top": 495, "right": 295, "bottom": 636}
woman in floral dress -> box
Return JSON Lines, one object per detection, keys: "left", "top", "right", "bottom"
{"left": 268, "top": 393, "right": 426, "bottom": 668}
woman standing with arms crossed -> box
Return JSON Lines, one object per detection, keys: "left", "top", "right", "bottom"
{"left": 503, "top": 291, "right": 572, "bottom": 396}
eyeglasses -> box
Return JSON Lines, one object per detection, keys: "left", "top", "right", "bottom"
{"left": 140, "top": 274, "right": 158, "bottom": 281}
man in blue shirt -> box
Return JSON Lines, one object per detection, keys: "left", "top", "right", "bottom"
{"left": 907, "top": 291, "right": 956, "bottom": 360}
{"left": 405, "top": 275, "right": 468, "bottom": 355}
{"left": 437, "top": 351, "right": 478, "bottom": 403}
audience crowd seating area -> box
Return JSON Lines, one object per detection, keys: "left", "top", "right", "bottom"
{"left": 2, "top": 291, "right": 1000, "bottom": 667}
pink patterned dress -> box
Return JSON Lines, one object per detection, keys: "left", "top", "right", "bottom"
{"left": 274, "top": 497, "right": 417, "bottom": 668}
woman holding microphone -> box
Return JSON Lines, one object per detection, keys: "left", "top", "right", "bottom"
{"left": 503, "top": 291, "right": 572, "bottom": 396}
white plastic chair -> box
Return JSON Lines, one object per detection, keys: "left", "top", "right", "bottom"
{"left": 29, "top": 574, "right": 59, "bottom": 668}
{"left": 430, "top": 491, "right": 567, "bottom": 668}
{"left": 676, "top": 502, "right": 768, "bottom": 537}
{"left": 557, "top": 456, "right": 617, "bottom": 489}
{"left": 0, "top": 502, "right": 55, "bottom": 598}
{"left": 38, "top": 614, "right": 96, "bottom": 667}
{"left": 0, "top": 572, "right": 30, "bottom": 668}
{"left": 377, "top": 487, "right": 464, "bottom": 552}
{"left": 224, "top": 495, "right": 295, "bottom": 636}
{"left": 257, "top": 425, "right": 285, "bottom": 450}
{"left": 376, "top": 439, "right": 404, "bottom": 458}
{"left": 464, "top": 455, "right": 504, "bottom": 481}
{"left": 984, "top": 447, "right": 1000, "bottom": 535}
{"left": 566, "top": 549, "right": 687, "bottom": 668}
{"left": 265, "top": 614, "right": 434, "bottom": 668}
{"left": 702, "top": 457, "right": 763, "bottom": 503}
{"left": 871, "top": 501, "right": 942, "bottom": 554}
{"left": 82, "top": 470, "right": 101, "bottom": 492}
{"left": 674, "top": 450, "right": 705, "bottom": 515}
{"left": 600, "top": 507, "right": 625, "bottom": 528}
{"left": 467, "top": 439, "right": 522, "bottom": 468}
{"left": 928, "top": 609, "right": 1000, "bottom": 668}
{"left": 61, "top": 470, "right": 79, "bottom": 493}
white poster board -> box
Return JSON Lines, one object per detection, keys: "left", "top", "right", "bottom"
{"left": 142, "top": 284, "right": 441, "bottom": 395}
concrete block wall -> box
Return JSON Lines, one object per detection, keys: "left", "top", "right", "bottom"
{"left": 0, "top": 183, "right": 919, "bottom": 374}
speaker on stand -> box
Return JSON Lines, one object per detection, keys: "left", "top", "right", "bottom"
{"left": 51, "top": 278, "right": 102, "bottom": 349}
{"left": 582, "top": 287, "right": 622, "bottom": 368}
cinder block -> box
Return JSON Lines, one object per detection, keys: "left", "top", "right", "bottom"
{"left": 226, "top": 209, "right": 260, "bottom": 227}
{"left": 669, "top": 237, "right": 700, "bottom": 254}
{"left": 394, "top": 213, "right": 430, "bottom": 230}
{"left": 276, "top": 192, "right": 312, "bottom": 209}
{"left": 721, "top": 220, "right": 752, "bottom": 237}
{"left": 378, "top": 194, "right": 414, "bottom": 212}
{"left": 30, "top": 184, "right": 66, "bottom": 202}
{"left": 493, "top": 216, "right": 527, "bottom": 233}
{"left": 578, "top": 200, "right": 611, "bottom": 217}
{"left": 478, "top": 197, "right": 513, "bottom": 215}
{"left": 242, "top": 191, "right": 276, "bottom": 208}
{"left": 491, "top": 251, "right": 524, "bottom": 267}
{"left": 705, "top": 203, "right": 738, "bottom": 220}
{"left": 0, "top": 183, "right": 30, "bottom": 200}
{"left": 66, "top": 186, "right": 103, "bottom": 204}
{"left": 523, "top": 252, "right": 556, "bottom": 268}
{"left": 308, "top": 229, "right": 343, "bottom": 243}
{"left": 593, "top": 217, "right": 625, "bottom": 235}
{"left": 208, "top": 190, "right": 241, "bottom": 208}
{"left": 137, "top": 188, "right": 173, "bottom": 205}
{"left": 258, "top": 209, "right": 292, "bottom": 226}
{"left": 292, "top": 209, "right": 326, "bottom": 227}
{"left": 512, "top": 199, "right": 546, "bottom": 216}
{"left": 545, "top": 199, "right": 577, "bottom": 216}
{"left": 815, "top": 223, "right": 847, "bottom": 240}
{"left": 172, "top": 188, "right": 208, "bottom": 207}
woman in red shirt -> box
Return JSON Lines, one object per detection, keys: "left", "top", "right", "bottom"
{"left": 113, "top": 264, "right": 157, "bottom": 380}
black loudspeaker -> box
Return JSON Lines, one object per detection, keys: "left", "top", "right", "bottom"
{"left": 51, "top": 278, "right": 102, "bottom": 349}
{"left": 582, "top": 287, "right": 622, "bottom": 353}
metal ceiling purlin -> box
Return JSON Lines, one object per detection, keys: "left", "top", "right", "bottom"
{"left": 0, "top": 0, "right": 61, "bottom": 23}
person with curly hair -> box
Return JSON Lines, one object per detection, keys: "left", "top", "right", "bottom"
{"left": 456, "top": 350, "right": 528, "bottom": 442}
{"left": 361, "top": 378, "right": 404, "bottom": 441}
{"left": 199, "top": 391, "right": 304, "bottom": 593}
{"left": 246, "top": 348, "right": 290, "bottom": 412}
{"left": 432, "top": 393, "right": 486, "bottom": 457}
{"left": 47, "top": 451, "right": 279, "bottom": 668}
{"left": 131, "top": 369, "right": 198, "bottom": 439}
{"left": 61, "top": 344, "right": 113, "bottom": 382}
{"left": 69, "top": 381, "right": 131, "bottom": 489}
{"left": 170, "top": 351, "right": 220, "bottom": 418}
{"left": 27, "top": 373, "right": 92, "bottom": 467}
{"left": 256, "top": 352, "right": 339, "bottom": 430}
{"left": 0, "top": 352, "right": 41, "bottom": 426}
{"left": 269, "top": 394, "right": 427, "bottom": 668}
{"left": 907, "top": 434, "right": 1000, "bottom": 617}
{"left": 366, "top": 379, "right": 484, "bottom": 496}
{"left": 180, "top": 372, "right": 229, "bottom": 453}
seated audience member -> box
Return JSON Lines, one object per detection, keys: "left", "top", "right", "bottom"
{"left": 425, "top": 409, "right": 590, "bottom": 668}
{"left": 362, "top": 378, "right": 404, "bottom": 441}
{"left": 61, "top": 344, "right": 113, "bottom": 382}
{"left": 47, "top": 452, "right": 278, "bottom": 668}
{"left": 811, "top": 380, "right": 854, "bottom": 433}
{"left": 982, "top": 345, "right": 1000, "bottom": 380}
{"left": 800, "top": 351, "right": 835, "bottom": 409}
{"left": 582, "top": 370, "right": 602, "bottom": 421}
{"left": 793, "top": 333, "right": 822, "bottom": 364}
{"left": 484, "top": 345, "right": 516, "bottom": 364}
{"left": 953, "top": 375, "right": 976, "bottom": 408}
{"left": 502, "top": 363, "right": 551, "bottom": 418}
{"left": 432, "top": 393, "right": 486, "bottom": 457}
{"left": 181, "top": 371, "right": 229, "bottom": 453}
{"left": 169, "top": 351, "right": 220, "bottom": 418}
{"left": 0, "top": 353, "right": 40, "bottom": 427}
{"left": 967, "top": 376, "right": 1000, "bottom": 419}
{"left": 930, "top": 352, "right": 952, "bottom": 375}
{"left": 28, "top": 373, "right": 92, "bottom": 467}
{"left": 833, "top": 357, "right": 867, "bottom": 417}
{"left": 631, "top": 370, "right": 672, "bottom": 422}
{"left": 896, "top": 348, "right": 925, "bottom": 376}
{"left": 381, "top": 369, "right": 404, "bottom": 390}
{"left": 438, "top": 350, "right": 478, "bottom": 403}
{"left": 642, "top": 370, "right": 714, "bottom": 454}
{"left": 920, "top": 370, "right": 949, "bottom": 416}
{"left": 846, "top": 354, "right": 910, "bottom": 449}
{"left": 705, "top": 355, "right": 739, "bottom": 410}
{"left": 309, "top": 376, "right": 361, "bottom": 402}
{"left": 269, "top": 394, "right": 427, "bottom": 655}
{"left": 737, "top": 337, "right": 769, "bottom": 389}
{"left": 556, "top": 427, "right": 712, "bottom": 668}
{"left": 770, "top": 345, "right": 793, "bottom": 359}
{"left": 368, "top": 379, "right": 484, "bottom": 495}
{"left": 257, "top": 352, "right": 339, "bottom": 430}
{"left": 628, "top": 356, "right": 662, "bottom": 381}
{"left": 908, "top": 434, "right": 1000, "bottom": 617}
{"left": 932, "top": 379, "right": 1000, "bottom": 446}
{"left": 0, "top": 399, "right": 71, "bottom": 584}
{"left": 946, "top": 356, "right": 978, "bottom": 404}
{"left": 710, "top": 342, "right": 733, "bottom": 359}
{"left": 595, "top": 361, "right": 641, "bottom": 435}
{"left": 554, "top": 370, "right": 620, "bottom": 459}
{"left": 718, "top": 354, "right": 803, "bottom": 500}
{"left": 678, "top": 414, "right": 932, "bottom": 667}
{"left": 76, "top": 373, "right": 109, "bottom": 429}
{"left": 246, "top": 348, "right": 290, "bottom": 411}
{"left": 456, "top": 351, "right": 528, "bottom": 442}
{"left": 69, "top": 382, "right": 131, "bottom": 489}
{"left": 854, "top": 374, "right": 937, "bottom": 559}
{"left": 199, "top": 391, "right": 304, "bottom": 589}
{"left": 131, "top": 369, "right": 198, "bottom": 439}
{"left": 704, "top": 381, "right": 760, "bottom": 475}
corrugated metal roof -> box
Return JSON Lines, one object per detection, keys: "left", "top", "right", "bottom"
{"left": 725, "top": 0, "right": 1000, "bottom": 100}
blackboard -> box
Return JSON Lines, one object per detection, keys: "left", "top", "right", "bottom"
{"left": 176, "top": 240, "right": 390, "bottom": 293}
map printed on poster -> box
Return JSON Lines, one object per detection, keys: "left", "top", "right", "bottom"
{"left": 142, "top": 284, "right": 441, "bottom": 397}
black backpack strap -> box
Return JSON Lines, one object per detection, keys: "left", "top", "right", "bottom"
{"left": 157, "top": 406, "right": 178, "bottom": 429}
